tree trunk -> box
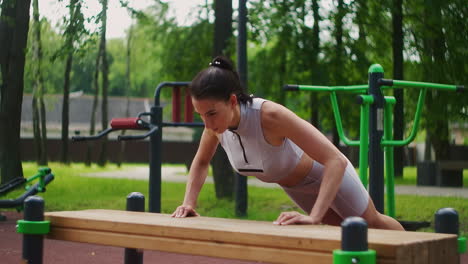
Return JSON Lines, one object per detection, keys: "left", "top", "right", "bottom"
{"left": 332, "top": 0, "right": 346, "bottom": 147}
{"left": 0, "top": 0, "right": 31, "bottom": 183}
{"left": 32, "top": 94, "right": 41, "bottom": 163}
{"left": 211, "top": 0, "right": 234, "bottom": 199}
{"left": 213, "top": 0, "right": 233, "bottom": 57}
{"left": 211, "top": 146, "right": 234, "bottom": 199}
{"left": 61, "top": 53, "right": 73, "bottom": 164}
{"left": 98, "top": 0, "right": 109, "bottom": 167}
{"left": 430, "top": 0, "right": 450, "bottom": 161}
{"left": 86, "top": 46, "right": 101, "bottom": 166}
{"left": 278, "top": 40, "right": 287, "bottom": 106}
{"left": 423, "top": 0, "right": 450, "bottom": 161}
{"left": 392, "top": 0, "right": 404, "bottom": 177}
{"left": 275, "top": 0, "right": 290, "bottom": 106}
{"left": 355, "top": 0, "right": 370, "bottom": 70}
{"left": 309, "top": 0, "right": 321, "bottom": 128}
{"left": 32, "top": 0, "right": 48, "bottom": 166}
{"left": 424, "top": 132, "right": 432, "bottom": 160}
{"left": 39, "top": 93, "right": 48, "bottom": 165}
{"left": 117, "top": 23, "right": 134, "bottom": 168}
{"left": 60, "top": 0, "right": 79, "bottom": 164}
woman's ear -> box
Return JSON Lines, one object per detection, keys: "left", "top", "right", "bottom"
{"left": 230, "top": 94, "right": 238, "bottom": 107}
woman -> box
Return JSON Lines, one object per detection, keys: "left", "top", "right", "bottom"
{"left": 171, "top": 56, "right": 404, "bottom": 230}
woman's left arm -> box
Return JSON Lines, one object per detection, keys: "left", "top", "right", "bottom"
{"left": 262, "top": 101, "right": 348, "bottom": 225}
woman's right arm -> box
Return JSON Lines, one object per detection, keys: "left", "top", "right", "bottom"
{"left": 172, "top": 128, "right": 219, "bottom": 217}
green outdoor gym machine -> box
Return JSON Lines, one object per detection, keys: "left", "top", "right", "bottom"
{"left": 284, "top": 64, "right": 465, "bottom": 219}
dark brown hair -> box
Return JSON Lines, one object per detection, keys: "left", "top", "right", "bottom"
{"left": 189, "top": 56, "right": 252, "bottom": 104}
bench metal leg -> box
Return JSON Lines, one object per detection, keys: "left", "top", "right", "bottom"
{"left": 22, "top": 196, "right": 45, "bottom": 264}
{"left": 124, "top": 192, "right": 145, "bottom": 264}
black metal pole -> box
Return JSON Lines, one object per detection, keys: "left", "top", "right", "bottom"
{"left": 235, "top": 0, "right": 248, "bottom": 217}
{"left": 149, "top": 106, "right": 163, "bottom": 213}
{"left": 368, "top": 65, "right": 385, "bottom": 213}
{"left": 22, "top": 196, "right": 45, "bottom": 264}
{"left": 124, "top": 192, "right": 145, "bottom": 264}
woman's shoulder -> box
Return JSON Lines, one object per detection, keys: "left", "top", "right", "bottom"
{"left": 260, "top": 99, "right": 288, "bottom": 114}
{"left": 259, "top": 100, "right": 290, "bottom": 126}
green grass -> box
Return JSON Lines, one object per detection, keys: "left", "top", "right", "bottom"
{"left": 2, "top": 162, "right": 467, "bottom": 238}
{"left": 356, "top": 166, "right": 468, "bottom": 186}
{"left": 395, "top": 167, "right": 468, "bottom": 186}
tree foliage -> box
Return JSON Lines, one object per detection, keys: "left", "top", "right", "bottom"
{"left": 12, "top": 0, "right": 467, "bottom": 169}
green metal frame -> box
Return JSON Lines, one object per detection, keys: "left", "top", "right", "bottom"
{"left": 383, "top": 96, "right": 396, "bottom": 216}
{"left": 459, "top": 237, "right": 467, "bottom": 254}
{"left": 25, "top": 167, "right": 50, "bottom": 192}
{"left": 332, "top": 249, "right": 376, "bottom": 264}
{"left": 16, "top": 219, "right": 50, "bottom": 235}
{"left": 291, "top": 64, "right": 463, "bottom": 218}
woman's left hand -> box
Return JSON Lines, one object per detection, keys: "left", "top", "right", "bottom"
{"left": 273, "top": 211, "right": 321, "bottom": 225}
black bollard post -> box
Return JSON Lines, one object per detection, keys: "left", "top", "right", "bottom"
{"left": 124, "top": 192, "right": 145, "bottom": 264}
{"left": 333, "top": 217, "right": 376, "bottom": 264}
{"left": 435, "top": 208, "right": 467, "bottom": 254}
{"left": 17, "top": 196, "right": 49, "bottom": 264}
{"left": 435, "top": 207, "right": 459, "bottom": 235}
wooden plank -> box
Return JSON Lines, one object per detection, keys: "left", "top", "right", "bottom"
{"left": 48, "top": 227, "right": 340, "bottom": 264}
{"left": 44, "top": 210, "right": 459, "bottom": 264}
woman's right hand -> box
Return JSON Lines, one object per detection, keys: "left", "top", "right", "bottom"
{"left": 171, "top": 205, "right": 200, "bottom": 218}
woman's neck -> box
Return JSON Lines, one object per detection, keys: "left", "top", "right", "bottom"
{"left": 228, "top": 103, "right": 241, "bottom": 130}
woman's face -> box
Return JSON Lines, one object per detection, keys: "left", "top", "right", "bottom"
{"left": 192, "top": 95, "right": 238, "bottom": 134}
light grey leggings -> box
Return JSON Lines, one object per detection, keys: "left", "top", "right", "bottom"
{"left": 281, "top": 161, "right": 369, "bottom": 219}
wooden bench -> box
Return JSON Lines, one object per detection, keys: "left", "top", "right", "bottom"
{"left": 44, "top": 209, "right": 459, "bottom": 264}
{"left": 437, "top": 161, "right": 468, "bottom": 187}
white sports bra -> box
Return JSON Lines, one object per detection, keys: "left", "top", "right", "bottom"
{"left": 219, "top": 98, "right": 304, "bottom": 183}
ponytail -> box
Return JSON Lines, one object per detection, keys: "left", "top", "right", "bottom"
{"left": 189, "top": 56, "right": 253, "bottom": 104}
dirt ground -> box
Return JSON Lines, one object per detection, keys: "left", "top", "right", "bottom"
{"left": 1, "top": 211, "right": 466, "bottom": 264}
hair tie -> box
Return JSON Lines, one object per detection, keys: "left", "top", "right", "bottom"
{"left": 209, "top": 58, "right": 232, "bottom": 70}
{"left": 209, "top": 60, "right": 222, "bottom": 67}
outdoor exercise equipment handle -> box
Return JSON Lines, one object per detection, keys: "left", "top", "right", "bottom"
{"left": 118, "top": 126, "right": 159, "bottom": 141}
{"left": 381, "top": 88, "right": 426, "bottom": 147}
{"left": 379, "top": 78, "right": 465, "bottom": 92}
{"left": 283, "top": 84, "right": 300, "bottom": 91}
{"left": 284, "top": 84, "right": 364, "bottom": 155}
{"left": 0, "top": 173, "right": 54, "bottom": 208}
{"left": 110, "top": 117, "right": 148, "bottom": 130}
{"left": 154, "top": 81, "right": 190, "bottom": 106}
{"left": 285, "top": 84, "right": 364, "bottom": 147}
{"left": 283, "top": 84, "right": 368, "bottom": 93}
{"left": 0, "top": 168, "right": 51, "bottom": 196}
{"left": 72, "top": 114, "right": 156, "bottom": 141}
{"left": 285, "top": 78, "right": 463, "bottom": 149}
{"left": 0, "top": 177, "right": 26, "bottom": 195}
{"left": 72, "top": 127, "right": 115, "bottom": 141}
{"left": 380, "top": 77, "right": 463, "bottom": 147}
